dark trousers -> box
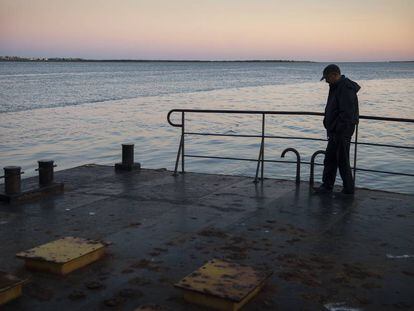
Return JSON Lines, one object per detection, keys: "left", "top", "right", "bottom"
{"left": 322, "top": 135, "right": 354, "bottom": 191}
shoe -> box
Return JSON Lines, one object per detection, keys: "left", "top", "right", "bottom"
{"left": 313, "top": 184, "right": 333, "bottom": 194}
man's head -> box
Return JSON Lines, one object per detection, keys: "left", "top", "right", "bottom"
{"left": 320, "top": 64, "right": 341, "bottom": 84}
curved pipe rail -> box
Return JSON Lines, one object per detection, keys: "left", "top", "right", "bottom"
{"left": 167, "top": 108, "right": 414, "bottom": 184}
{"left": 167, "top": 109, "right": 414, "bottom": 127}
{"left": 310, "top": 150, "right": 326, "bottom": 188}
{"left": 281, "top": 148, "right": 301, "bottom": 184}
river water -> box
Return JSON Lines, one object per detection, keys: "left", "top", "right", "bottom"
{"left": 0, "top": 61, "right": 413, "bottom": 193}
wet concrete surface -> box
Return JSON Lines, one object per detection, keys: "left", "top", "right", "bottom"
{"left": 0, "top": 164, "right": 413, "bottom": 310}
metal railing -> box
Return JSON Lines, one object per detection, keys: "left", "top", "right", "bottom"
{"left": 167, "top": 109, "right": 414, "bottom": 185}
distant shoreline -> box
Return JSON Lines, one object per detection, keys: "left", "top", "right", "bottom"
{"left": 1, "top": 56, "right": 412, "bottom": 63}
{"left": 0, "top": 56, "right": 314, "bottom": 63}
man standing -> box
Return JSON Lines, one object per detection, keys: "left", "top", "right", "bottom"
{"left": 314, "top": 64, "right": 360, "bottom": 195}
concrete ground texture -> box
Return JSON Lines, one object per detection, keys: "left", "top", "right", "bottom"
{"left": 0, "top": 165, "right": 413, "bottom": 310}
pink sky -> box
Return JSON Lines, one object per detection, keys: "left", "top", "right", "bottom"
{"left": 1, "top": 0, "right": 413, "bottom": 61}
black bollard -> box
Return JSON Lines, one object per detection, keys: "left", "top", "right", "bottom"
{"left": 1, "top": 163, "right": 63, "bottom": 204}
{"left": 122, "top": 144, "right": 134, "bottom": 167}
{"left": 115, "top": 144, "right": 141, "bottom": 171}
{"left": 4, "top": 166, "right": 22, "bottom": 195}
{"left": 38, "top": 160, "right": 55, "bottom": 186}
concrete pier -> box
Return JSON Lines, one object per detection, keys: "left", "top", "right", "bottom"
{"left": 0, "top": 164, "right": 413, "bottom": 310}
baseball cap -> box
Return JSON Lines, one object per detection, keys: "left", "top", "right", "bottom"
{"left": 320, "top": 64, "right": 341, "bottom": 81}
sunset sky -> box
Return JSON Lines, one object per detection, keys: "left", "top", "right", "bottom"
{"left": 1, "top": 0, "right": 413, "bottom": 61}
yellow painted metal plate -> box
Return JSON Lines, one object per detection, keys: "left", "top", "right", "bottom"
{"left": 16, "top": 237, "right": 104, "bottom": 264}
{"left": 175, "top": 259, "right": 272, "bottom": 303}
{"left": 0, "top": 272, "right": 25, "bottom": 305}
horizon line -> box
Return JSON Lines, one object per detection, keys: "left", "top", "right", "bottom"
{"left": 1, "top": 56, "right": 413, "bottom": 63}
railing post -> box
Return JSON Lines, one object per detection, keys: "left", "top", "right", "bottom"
{"left": 353, "top": 124, "right": 358, "bottom": 184}
{"left": 254, "top": 142, "right": 263, "bottom": 183}
{"left": 261, "top": 113, "right": 265, "bottom": 181}
{"left": 254, "top": 114, "right": 265, "bottom": 183}
{"left": 172, "top": 112, "right": 185, "bottom": 176}
{"left": 182, "top": 111, "right": 185, "bottom": 174}
{"left": 173, "top": 135, "right": 183, "bottom": 176}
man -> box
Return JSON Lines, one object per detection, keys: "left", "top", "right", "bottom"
{"left": 314, "top": 64, "right": 360, "bottom": 195}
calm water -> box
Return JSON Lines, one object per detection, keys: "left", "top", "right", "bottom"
{"left": 0, "top": 61, "right": 413, "bottom": 193}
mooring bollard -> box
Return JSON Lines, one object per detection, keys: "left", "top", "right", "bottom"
{"left": 115, "top": 144, "right": 141, "bottom": 171}
{"left": 0, "top": 163, "right": 63, "bottom": 204}
{"left": 37, "top": 160, "right": 55, "bottom": 186}
{"left": 3, "top": 166, "right": 23, "bottom": 195}
{"left": 122, "top": 144, "right": 134, "bottom": 167}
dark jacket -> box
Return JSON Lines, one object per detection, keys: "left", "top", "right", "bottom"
{"left": 323, "top": 75, "right": 360, "bottom": 138}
